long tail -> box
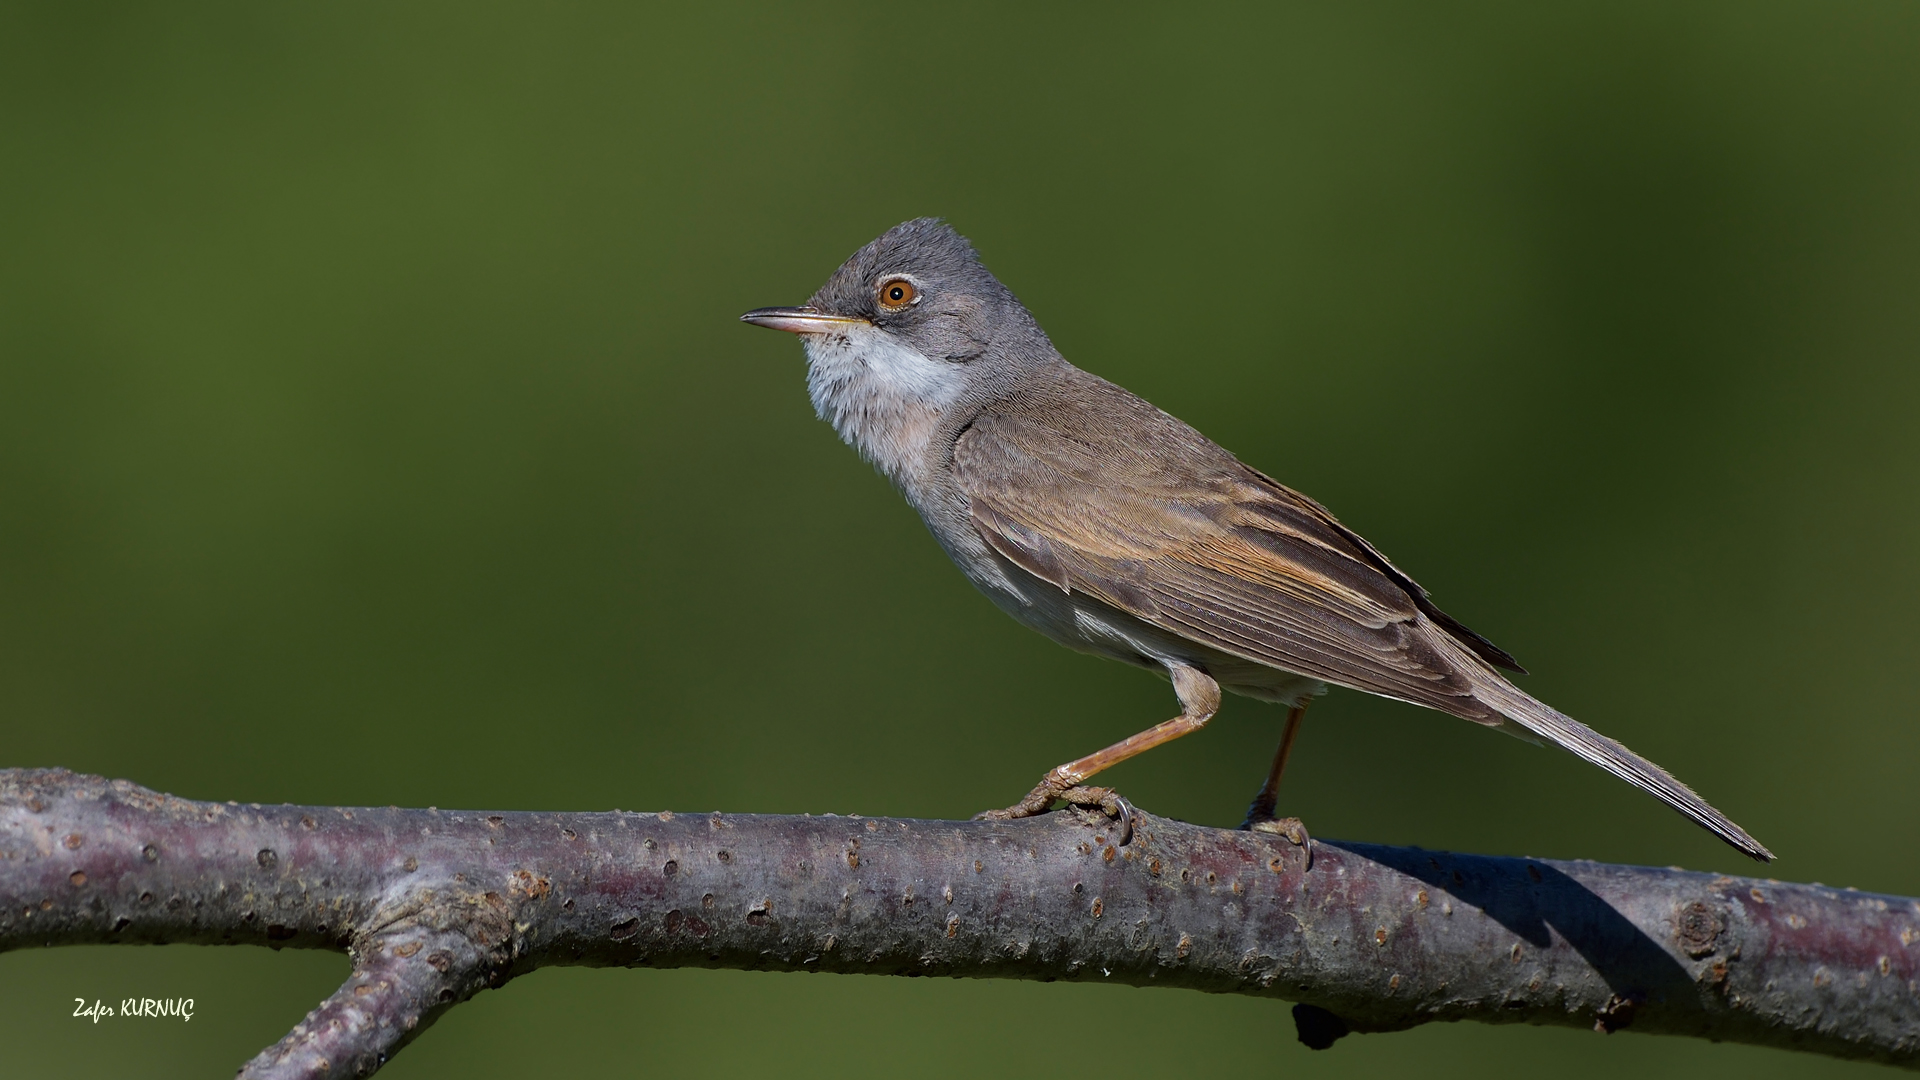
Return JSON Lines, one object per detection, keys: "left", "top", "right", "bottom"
{"left": 1460, "top": 661, "right": 1774, "bottom": 863}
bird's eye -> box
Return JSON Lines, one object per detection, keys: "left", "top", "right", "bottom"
{"left": 876, "top": 278, "right": 917, "bottom": 310}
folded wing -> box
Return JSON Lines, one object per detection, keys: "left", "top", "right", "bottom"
{"left": 953, "top": 405, "right": 1520, "bottom": 722}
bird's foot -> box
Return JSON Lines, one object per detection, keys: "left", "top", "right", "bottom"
{"left": 1240, "top": 810, "right": 1312, "bottom": 868}
{"left": 1057, "top": 786, "right": 1135, "bottom": 843}
{"left": 975, "top": 774, "right": 1135, "bottom": 843}
{"left": 1243, "top": 814, "right": 1309, "bottom": 844}
{"left": 973, "top": 772, "right": 1070, "bottom": 822}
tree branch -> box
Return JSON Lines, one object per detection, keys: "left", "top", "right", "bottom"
{"left": 3, "top": 768, "right": 1915, "bottom": 1076}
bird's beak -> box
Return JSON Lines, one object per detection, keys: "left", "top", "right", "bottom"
{"left": 739, "top": 306, "right": 868, "bottom": 334}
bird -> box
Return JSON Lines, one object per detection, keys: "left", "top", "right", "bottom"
{"left": 740, "top": 217, "right": 1772, "bottom": 862}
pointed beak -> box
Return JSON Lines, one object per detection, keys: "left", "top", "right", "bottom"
{"left": 739, "top": 306, "right": 868, "bottom": 334}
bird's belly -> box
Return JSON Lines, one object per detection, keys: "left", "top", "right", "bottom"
{"left": 963, "top": 549, "right": 1325, "bottom": 707}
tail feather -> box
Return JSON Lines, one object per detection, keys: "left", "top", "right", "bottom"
{"left": 1469, "top": 675, "right": 1774, "bottom": 862}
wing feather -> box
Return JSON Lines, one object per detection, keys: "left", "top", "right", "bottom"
{"left": 952, "top": 407, "right": 1501, "bottom": 720}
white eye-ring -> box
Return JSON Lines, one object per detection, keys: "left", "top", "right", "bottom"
{"left": 876, "top": 276, "right": 920, "bottom": 311}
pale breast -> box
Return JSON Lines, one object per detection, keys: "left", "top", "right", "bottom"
{"left": 803, "top": 325, "right": 968, "bottom": 497}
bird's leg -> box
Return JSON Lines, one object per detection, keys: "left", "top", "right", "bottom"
{"left": 1240, "top": 701, "right": 1311, "bottom": 847}
{"left": 977, "top": 663, "right": 1220, "bottom": 825}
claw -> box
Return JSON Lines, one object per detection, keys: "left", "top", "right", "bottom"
{"left": 1243, "top": 814, "right": 1313, "bottom": 870}
{"left": 1060, "top": 786, "right": 1134, "bottom": 845}
{"left": 972, "top": 775, "right": 1135, "bottom": 844}
{"left": 1248, "top": 815, "right": 1308, "bottom": 845}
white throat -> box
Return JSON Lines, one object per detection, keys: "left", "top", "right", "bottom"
{"left": 803, "top": 324, "right": 966, "bottom": 493}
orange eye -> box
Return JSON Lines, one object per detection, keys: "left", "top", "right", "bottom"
{"left": 877, "top": 278, "right": 916, "bottom": 310}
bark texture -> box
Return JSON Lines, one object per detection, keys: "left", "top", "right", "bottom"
{"left": 3, "top": 768, "right": 1916, "bottom": 1077}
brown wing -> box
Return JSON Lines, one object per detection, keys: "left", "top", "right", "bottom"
{"left": 951, "top": 395, "right": 1520, "bottom": 723}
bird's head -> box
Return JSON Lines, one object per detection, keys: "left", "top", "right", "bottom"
{"left": 741, "top": 218, "right": 1052, "bottom": 370}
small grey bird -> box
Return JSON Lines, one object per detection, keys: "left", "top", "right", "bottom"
{"left": 742, "top": 218, "right": 1772, "bottom": 862}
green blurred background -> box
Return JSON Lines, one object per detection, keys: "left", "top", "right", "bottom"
{"left": 3, "top": 2, "right": 1917, "bottom": 1076}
